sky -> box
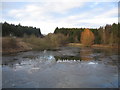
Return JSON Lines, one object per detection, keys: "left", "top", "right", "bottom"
{"left": 1, "top": 0, "right": 119, "bottom": 34}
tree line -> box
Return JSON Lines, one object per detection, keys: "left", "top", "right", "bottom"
{"left": 54, "top": 23, "right": 119, "bottom": 45}
{"left": 1, "top": 22, "right": 42, "bottom": 37}
{"left": 1, "top": 22, "right": 119, "bottom": 46}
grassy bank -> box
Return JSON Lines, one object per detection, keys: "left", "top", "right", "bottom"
{"left": 67, "top": 43, "right": 83, "bottom": 47}
{"left": 2, "top": 35, "right": 119, "bottom": 54}
{"left": 2, "top": 37, "right": 32, "bottom": 54}
{"left": 67, "top": 43, "right": 119, "bottom": 49}
{"left": 23, "top": 33, "right": 67, "bottom": 50}
{"left": 2, "top": 33, "right": 67, "bottom": 54}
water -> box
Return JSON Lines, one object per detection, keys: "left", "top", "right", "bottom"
{"left": 2, "top": 46, "right": 119, "bottom": 88}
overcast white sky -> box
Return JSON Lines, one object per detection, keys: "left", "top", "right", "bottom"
{"left": 1, "top": 0, "right": 119, "bottom": 34}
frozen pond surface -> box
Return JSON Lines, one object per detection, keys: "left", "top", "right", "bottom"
{"left": 2, "top": 47, "right": 119, "bottom": 88}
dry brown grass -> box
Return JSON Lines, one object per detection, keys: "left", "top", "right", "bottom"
{"left": 2, "top": 37, "right": 18, "bottom": 49}
{"left": 2, "top": 37, "right": 32, "bottom": 54}
{"left": 91, "top": 44, "right": 119, "bottom": 49}
{"left": 67, "top": 43, "right": 83, "bottom": 47}
{"left": 2, "top": 33, "right": 67, "bottom": 54}
{"left": 23, "top": 33, "right": 67, "bottom": 50}
{"left": 67, "top": 43, "right": 119, "bottom": 49}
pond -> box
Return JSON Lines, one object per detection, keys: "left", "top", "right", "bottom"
{"left": 2, "top": 46, "right": 119, "bottom": 88}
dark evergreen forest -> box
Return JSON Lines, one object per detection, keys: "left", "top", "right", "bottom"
{"left": 1, "top": 22, "right": 42, "bottom": 37}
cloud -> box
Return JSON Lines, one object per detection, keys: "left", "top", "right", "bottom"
{"left": 1, "top": 0, "right": 119, "bottom": 2}
{"left": 6, "top": 2, "right": 86, "bottom": 34}
{"left": 3, "top": 2, "right": 118, "bottom": 34}
{"left": 9, "top": 2, "right": 85, "bottom": 16}
{"left": 95, "top": 8, "right": 118, "bottom": 18}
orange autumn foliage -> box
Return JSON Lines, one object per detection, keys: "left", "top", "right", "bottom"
{"left": 81, "top": 29, "right": 95, "bottom": 46}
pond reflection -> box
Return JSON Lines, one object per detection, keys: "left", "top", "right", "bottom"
{"left": 54, "top": 47, "right": 104, "bottom": 62}
{"left": 55, "top": 56, "right": 81, "bottom": 61}
{"left": 2, "top": 47, "right": 118, "bottom": 66}
{"left": 79, "top": 47, "right": 94, "bottom": 61}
